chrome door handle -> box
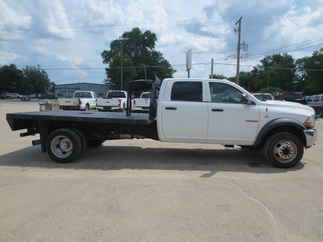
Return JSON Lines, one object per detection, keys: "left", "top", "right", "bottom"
{"left": 211, "top": 108, "right": 223, "bottom": 112}
{"left": 165, "top": 107, "right": 177, "bottom": 110}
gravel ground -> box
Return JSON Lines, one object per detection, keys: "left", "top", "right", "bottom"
{"left": 0, "top": 100, "right": 322, "bottom": 242}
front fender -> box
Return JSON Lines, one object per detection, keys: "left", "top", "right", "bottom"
{"left": 254, "top": 118, "right": 305, "bottom": 147}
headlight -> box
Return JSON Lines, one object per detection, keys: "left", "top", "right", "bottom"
{"left": 304, "top": 116, "right": 315, "bottom": 128}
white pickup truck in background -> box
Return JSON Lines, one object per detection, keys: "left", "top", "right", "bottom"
{"left": 306, "top": 94, "right": 323, "bottom": 117}
{"left": 97, "top": 90, "right": 127, "bottom": 111}
{"left": 132, "top": 92, "right": 151, "bottom": 112}
{"left": 58, "top": 91, "right": 97, "bottom": 111}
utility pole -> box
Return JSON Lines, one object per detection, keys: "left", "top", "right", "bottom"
{"left": 210, "top": 58, "right": 214, "bottom": 78}
{"left": 186, "top": 49, "right": 192, "bottom": 78}
{"left": 119, "top": 37, "right": 129, "bottom": 90}
{"left": 143, "top": 64, "right": 147, "bottom": 80}
{"left": 120, "top": 44, "right": 123, "bottom": 90}
{"left": 235, "top": 16, "right": 242, "bottom": 84}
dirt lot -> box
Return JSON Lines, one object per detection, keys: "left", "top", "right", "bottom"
{"left": 0, "top": 100, "right": 322, "bottom": 242}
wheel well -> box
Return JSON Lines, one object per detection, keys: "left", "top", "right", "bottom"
{"left": 261, "top": 126, "right": 306, "bottom": 147}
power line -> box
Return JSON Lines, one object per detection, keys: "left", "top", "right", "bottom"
{"left": 247, "top": 37, "right": 323, "bottom": 57}
{"left": 27, "top": 61, "right": 323, "bottom": 72}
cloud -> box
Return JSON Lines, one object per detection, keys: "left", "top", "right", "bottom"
{"left": 1, "top": 0, "right": 322, "bottom": 82}
{"left": 0, "top": 1, "right": 31, "bottom": 40}
{"left": 0, "top": 52, "right": 20, "bottom": 64}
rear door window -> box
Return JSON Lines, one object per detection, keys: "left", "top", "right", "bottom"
{"left": 171, "top": 82, "right": 202, "bottom": 102}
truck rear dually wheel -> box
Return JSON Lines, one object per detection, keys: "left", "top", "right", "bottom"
{"left": 46, "top": 129, "right": 83, "bottom": 163}
{"left": 264, "top": 132, "right": 304, "bottom": 168}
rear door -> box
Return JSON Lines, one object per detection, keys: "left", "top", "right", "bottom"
{"left": 160, "top": 81, "right": 208, "bottom": 141}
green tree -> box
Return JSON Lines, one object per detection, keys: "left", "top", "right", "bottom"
{"left": 234, "top": 54, "right": 297, "bottom": 93}
{"left": 258, "top": 54, "right": 296, "bottom": 91}
{"left": 237, "top": 71, "right": 257, "bottom": 92}
{"left": 22, "top": 65, "right": 50, "bottom": 96}
{"left": 209, "top": 74, "right": 227, "bottom": 79}
{"left": 296, "top": 48, "right": 323, "bottom": 94}
{"left": 0, "top": 64, "right": 24, "bottom": 94}
{"left": 101, "top": 27, "right": 175, "bottom": 89}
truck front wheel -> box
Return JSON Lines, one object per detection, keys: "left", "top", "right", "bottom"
{"left": 264, "top": 132, "right": 304, "bottom": 168}
{"left": 46, "top": 129, "right": 83, "bottom": 163}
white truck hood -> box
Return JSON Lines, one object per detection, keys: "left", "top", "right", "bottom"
{"left": 265, "top": 100, "right": 314, "bottom": 114}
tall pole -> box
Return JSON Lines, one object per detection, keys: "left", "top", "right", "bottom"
{"left": 119, "top": 37, "right": 129, "bottom": 90}
{"left": 186, "top": 49, "right": 192, "bottom": 79}
{"left": 120, "top": 42, "right": 123, "bottom": 90}
{"left": 235, "top": 16, "right": 242, "bottom": 84}
{"left": 143, "top": 64, "right": 147, "bottom": 80}
{"left": 210, "top": 58, "right": 214, "bottom": 78}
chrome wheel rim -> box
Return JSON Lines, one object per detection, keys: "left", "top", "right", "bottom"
{"left": 273, "top": 139, "right": 297, "bottom": 163}
{"left": 50, "top": 135, "right": 73, "bottom": 159}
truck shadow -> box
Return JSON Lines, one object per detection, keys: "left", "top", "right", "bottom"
{"left": 0, "top": 145, "right": 304, "bottom": 177}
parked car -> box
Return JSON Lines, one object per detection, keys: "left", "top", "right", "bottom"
{"left": 7, "top": 78, "right": 317, "bottom": 168}
{"left": 97, "top": 90, "right": 127, "bottom": 111}
{"left": 132, "top": 92, "right": 151, "bottom": 112}
{"left": 2, "top": 92, "right": 22, "bottom": 99}
{"left": 252, "top": 93, "right": 274, "bottom": 101}
{"left": 58, "top": 91, "right": 97, "bottom": 111}
{"left": 307, "top": 94, "right": 323, "bottom": 117}
{"left": 20, "top": 95, "right": 31, "bottom": 101}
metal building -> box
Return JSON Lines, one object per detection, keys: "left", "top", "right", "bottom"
{"left": 55, "top": 82, "right": 109, "bottom": 98}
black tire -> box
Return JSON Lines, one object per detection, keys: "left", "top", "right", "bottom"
{"left": 46, "top": 128, "right": 83, "bottom": 163}
{"left": 71, "top": 128, "right": 87, "bottom": 153}
{"left": 264, "top": 132, "right": 304, "bottom": 168}
{"left": 87, "top": 139, "right": 104, "bottom": 148}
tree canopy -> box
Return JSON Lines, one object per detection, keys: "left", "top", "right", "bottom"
{"left": 0, "top": 65, "right": 50, "bottom": 95}
{"left": 101, "top": 27, "right": 175, "bottom": 90}
{"left": 212, "top": 50, "right": 323, "bottom": 95}
{"left": 296, "top": 49, "right": 323, "bottom": 94}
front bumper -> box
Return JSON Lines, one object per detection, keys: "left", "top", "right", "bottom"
{"left": 97, "top": 106, "right": 122, "bottom": 111}
{"left": 304, "top": 128, "right": 317, "bottom": 148}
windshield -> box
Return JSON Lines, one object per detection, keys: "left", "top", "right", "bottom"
{"left": 74, "top": 92, "right": 92, "bottom": 98}
{"left": 253, "top": 94, "right": 273, "bottom": 101}
{"left": 313, "top": 96, "right": 320, "bottom": 102}
{"left": 107, "top": 91, "right": 126, "bottom": 98}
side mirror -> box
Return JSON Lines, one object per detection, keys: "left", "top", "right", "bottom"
{"left": 241, "top": 93, "right": 255, "bottom": 105}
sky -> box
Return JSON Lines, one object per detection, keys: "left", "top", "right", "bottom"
{"left": 1, "top": 0, "right": 323, "bottom": 84}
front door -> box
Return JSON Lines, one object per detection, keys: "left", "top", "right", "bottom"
{"left": 207, "top": 82, "right": 260, "bottom": 145}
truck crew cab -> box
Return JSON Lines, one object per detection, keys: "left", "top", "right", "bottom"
{"left": 7, "top": 78, "right": 317, "bottom": 168}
